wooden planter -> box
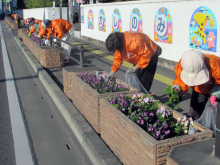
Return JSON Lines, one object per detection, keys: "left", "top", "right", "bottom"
{"left": 11, "top": 21, "right": 18, "bottom": 30}
{"left": 63, "top": 68, "right": 73, "bottom": 100}
{"left": 18, "top": 28, "right": 27, "bottom": 39}
{"left": 22, "top": 32, "right": 64, "bottom": 68}
{"left": 71, "top": 70, "right": 139, "bottom": 134}
{"left": 99, "top": 93, "right": 214, "bottom": 165}
{"left": 5, "top": 17, "right": 11, "bottom": 27}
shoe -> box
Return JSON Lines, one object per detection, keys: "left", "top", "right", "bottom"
{"left": 64, "top": 59, "right": 69, "bottom": 63}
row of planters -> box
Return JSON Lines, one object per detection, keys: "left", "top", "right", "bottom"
{"left": 5, "top": 17, "right": 19, "bottom": 30}
{"left": 63, "top": 69, "right": 214, "bottom": 165}
{"left": 19, "top": 29, "right": 64, "bottom": 68}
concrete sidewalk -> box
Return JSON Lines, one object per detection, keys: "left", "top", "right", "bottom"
{"left": 5, "top": 20, "right": 220, "bottom": 165}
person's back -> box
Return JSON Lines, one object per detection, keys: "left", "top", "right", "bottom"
{"left": 51, "top": 19, "right": 72, "bottom": 38}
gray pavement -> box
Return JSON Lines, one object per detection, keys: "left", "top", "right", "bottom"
{"left": 4, "top": 19, "right": 220, "bottom": 165}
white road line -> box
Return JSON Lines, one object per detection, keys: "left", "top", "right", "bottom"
{"left": 0, "top": 23, "right": 34, "bottom": 165}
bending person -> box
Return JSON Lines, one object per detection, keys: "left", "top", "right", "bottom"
{"left": 42, "top": 19, "right": 73, "bottom": 63}
{"left": 172, "top": 49, "right": 220, "bottom": 120}
{"left": 105, "top": 31, "right": 162, "bottom": 92}
{"left": 27, "top": 17, "right": 42, "bottom": 36}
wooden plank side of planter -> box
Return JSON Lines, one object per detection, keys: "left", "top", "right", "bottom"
{"left": 22, "top": 33, "right": 27, "bottom": 46}
{"left": 63, "top": 68, "right": 73, "bottom": 99}
{"left": 71, "top": 70, "right": 139, "bottom": 134}
{"left": 33, "top": 42, "right": 41, "bottom": 61}
{"left": 39, "top": 47, "right": 64, "bottom": 68}
{"left": 99, "top": 94, "right": 214, "bottom": 165}
{"left": 11, "top": 22, "right": 18, "bottom": 30}
{"left": 100, "top": 97, "right": 156, "bottom": 165}
{"left": 18, "top": 29, "right": 27, "bottom": 39}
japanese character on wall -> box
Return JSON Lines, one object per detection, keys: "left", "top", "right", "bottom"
{"left": 98, "top": 9, "right": 106, "bottom": 32}
{"left": 112, "top": 8, "right": 122, "bottom": 32}
{"left": 189, "top": 6, "right": 217, "bottom": 52}
{"left": 88, "top": 9, "right": 94, "bottom": 29}
{"left": 130, "top": 8, "right": 143, "bottom": 32}
{"left": 154, "top": 7, "right": 172, "bottom": 44}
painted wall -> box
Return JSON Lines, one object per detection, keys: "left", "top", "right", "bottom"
{"left": 14, "top": 7, "right": 68, "bottom": 21}
{"left": 81, "top": 0, "right": 220, "bottom": 62}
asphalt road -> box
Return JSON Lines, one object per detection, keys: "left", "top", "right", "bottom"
{"left": 0, "top": 20, "right": 93, "bottom": 165}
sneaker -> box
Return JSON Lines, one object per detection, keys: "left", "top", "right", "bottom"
{"left": 64, "top": 59, "right": 69, "bottom": 63}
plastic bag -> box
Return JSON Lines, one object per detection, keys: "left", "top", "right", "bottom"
{"left": 195, "top": 100, "right": 217, "bottom": 136}
{"left": 125, "top": 72, "right": 149, "bottom": 94}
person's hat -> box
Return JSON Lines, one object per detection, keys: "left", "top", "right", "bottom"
{"left": 28, "top": 17, "right": 35, "bottom": 26}
{"left": 180, "top": 50, "right": 209, "bottom": 86}
{"left": 42, "top": 19, "right": 50, "bottom": 29}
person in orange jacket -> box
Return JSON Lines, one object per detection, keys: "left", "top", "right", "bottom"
{"left": 105, "top": 31, "right": 162, "bottom": 92}
{"left": 42, "top": 19, "right": 73, "bottom": 62}
{"left": 172, "top": 49, "right": 220, "bottom": 120}
{"left": 27, "top": 17, "right": 42, "bottom": 36}
{"left": 11, "top": 14, "right": 21, "bottom": 24}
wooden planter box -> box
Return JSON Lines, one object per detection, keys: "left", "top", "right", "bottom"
{"left": 18, "top": 28, "right": 27, "bottom": 39}
{"left": 22, "top": 32, "right": 64, "bottom": 68}
{"left": 71, "top": 70, "right": 139, "bottom": 134}
{"left": 99, "top": 93, "right": 214, "bottom": 165}
{"left": 63, "top": 68, "right": 73, "bottom": 99}
{"left": 5, "top": 17, "right": 11, "bottom": 27}
{"left": 11, "top": 21, "right": 18, "bottom": 30}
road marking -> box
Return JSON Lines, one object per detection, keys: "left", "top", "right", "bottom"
{"left": 0, "top": 23, "right": 34, "bottom": 165}
{"left": 73, "top": 41, "right": 173, "bottom": 86}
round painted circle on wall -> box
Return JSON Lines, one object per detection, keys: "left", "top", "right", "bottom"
{"left": 154, "top": 7, "right": 172, "bottom": 44}
{"left": 189, "top": 6, "right": 217, "bottom": 52}
{"left": 98, "top": 9, "right": 106, "bottom": 32}
{"left": 88, "top": 9, "right": 94, "bottom": 29}
{"left": 130, "top": 8, "right": 143, "bottom": 32}
{"left": 112, "top": 8, "right": 122, "bottom": 32}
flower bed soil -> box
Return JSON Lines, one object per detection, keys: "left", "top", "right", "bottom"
{"left": 99, "top": 93, "right": 213, "bottom": 165}
{"left": 22, "top": 33, "right": 64, "bottom": 68}
{"left": 71, "top": 70, "right": 139, "bottom": 133}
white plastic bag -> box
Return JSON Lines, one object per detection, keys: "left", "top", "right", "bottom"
{"left": 196, "top": 100, "right": 217, "bottom": 136}
{"left": 125, "top": 72, "right": 149, "bottom": 94}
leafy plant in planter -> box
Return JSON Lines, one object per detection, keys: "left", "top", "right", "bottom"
{"left": 78, "top": 72, "right": 130, "bottom": 94}
{"left": 107, "top": 93, "right": 194, "bottom": 140}
{"left": 28, "top": 34, "right": 46, "bottom": 46}
{"left": 164, "top": 85, "right": 182, "bottom": 109}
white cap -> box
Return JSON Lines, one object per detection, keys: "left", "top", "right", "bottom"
{"left": 180, "top": 50, "right": 209, "bottom": 86}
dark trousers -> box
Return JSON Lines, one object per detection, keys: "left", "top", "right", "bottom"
{"left": 188, "top": 90, "right": 209, "bottom": 120}
{"left": 136, "top": 46, "right": 161, "bottom": 92}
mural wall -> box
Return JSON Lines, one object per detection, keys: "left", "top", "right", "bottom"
{"left": 189, "top": 6, "right": 217, "bottom": 52}
{"left": 130, "top": 8, "right": 143, "bottom": 32}
{"left": 88, "top": 9, "right": 94, "bottom": 29}
{"left": 154, "top": 7, "right": 172, "bottom": 44}
{"left": 112, "top": 8, "right": 122, "bottom": 32}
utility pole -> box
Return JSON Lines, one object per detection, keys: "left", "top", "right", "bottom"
{"left": 5, "top": 0, "right": 6, "bottom": 17}
{"left": 59, "top": 0, "right": 62, "bottom": 19}
{"left": 68, "top": 0, "right": 73, "bottom": 25}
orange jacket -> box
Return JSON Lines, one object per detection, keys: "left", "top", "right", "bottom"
{"left": 111, "top": 31, "right": 158, "bottom": 72}
{"left": 47, "top": 19, "right": 72, "bottom": 39}
{"left": 12, "top": 14, "right": 21, "bottom": 19}
{"left": 173, "top": 54, "right": 220, "bottom": 95}
{"left": 38, "top": 22, "right": 54, "bottom": 39}
{"left": 29, "top": 20, "right": 42, "bottom": 34}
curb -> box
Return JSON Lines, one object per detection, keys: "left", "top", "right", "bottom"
{"left": 14, "top": 36, "right": 122, "bottom": 165}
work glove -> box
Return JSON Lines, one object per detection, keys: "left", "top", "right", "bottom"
{"left": 126, "top": 65, "right": 139, "bottom": 74}
{"left": 45, "top": 39, "right": 49, "bottom": 46}
{"left": 37, "top": 35, "right": 40, "bottom": 38}
{"left": 210, "top": 95, "right": 217, "bottom": 106}
{"left": 107, "top": 71, "right": 115, "bottom": 80}
{"left": 53, "top": 38, "right": 57, "bottom": 42}
{"left": 28, "top": 33, "right": 31, "bottom": 36}
{"left": 172, "top": 84, "right": 182, "bottom": 96}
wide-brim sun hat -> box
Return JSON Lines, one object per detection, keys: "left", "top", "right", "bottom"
{"left": 28, "top": 17, "right": 35, "bottom": 26}
{"left": 180, "top": 50, "right": 209, "bottom": 86}
{"left": 42, "top": 19, "right": 50, "bottom": 29}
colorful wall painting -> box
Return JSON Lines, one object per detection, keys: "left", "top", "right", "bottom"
{"left": 88, "top": 9, "right": 94, "bottom": 29}
{"left": 189, "top": 6, "right": 217, "bottom": 52}
{"left": 130, "top": 8, "right": 143, "bottom": 32}
{"left": 154, "top": 7, "right": 172, "bottom": 44}
{"left": 98, "top": 9, "right": 106, "bottom": 32}
{"left": 112, "top": 8, "right": 122, "bottom": 32}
